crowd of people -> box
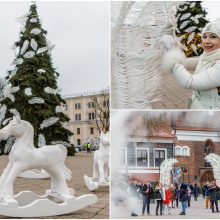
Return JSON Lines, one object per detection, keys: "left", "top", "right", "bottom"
{"left": 128, "top": 180, "right": 220, "bottom": 217}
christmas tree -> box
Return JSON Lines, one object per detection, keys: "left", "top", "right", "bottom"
{"left": 176, "top": 1, "right": 208, "bottom": 57}
{"left": 0, "top": 2, "right": 75, "bottom": 155}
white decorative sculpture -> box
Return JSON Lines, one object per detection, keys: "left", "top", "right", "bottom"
{"left": 84, "top": 131, "right": 110, "bottom": 191}
{"left": 0, "top": 116, "right": 97, "bottom": 217}
{"left": 159, "top": 158, "right": 178, "bottom": 186}
{"left": 205, "top": 153, "right": 220, "bottom": 186}
{"left": 18, "top": 169, "right": 49, "bottom": 179}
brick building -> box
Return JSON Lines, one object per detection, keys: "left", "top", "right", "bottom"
{"left": 121, "top": 111, "right": 220, "bottom": 184}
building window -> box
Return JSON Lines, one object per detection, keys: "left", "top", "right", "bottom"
{"left": 175, "top": 145, "right": 182, "bottom": 156}
{"left": 75, "top": 114, "right": 81, "bottom": 121}
{"left": 88, "top": 112, "right": 95, "bottom": 120}
{"left": 77, "top": 139, "right": 81, "bottom": 146}
{"left": 77, "top": 128, "right": 80, "bottom": 135}
{"left": 75, "top": 103, "right": 81, "bottom": 109}
{"left": 155, "top": 149, "right": 166, "bottom": 167}
{"left": 175, "top": 145, "right": 190, "bottom": 156}
{"left": 182, "top": 146, "right": 190, "bottom": 156}
{"left": 136, "top": 149, "right": 149, "bottom": 167}
{"left": 90, "top": 127, "right": 94, "bottom": 134}
{"left": 88, "top": 101, "right": 95, "bottom": 108}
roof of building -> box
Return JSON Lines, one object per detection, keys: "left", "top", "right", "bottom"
{"left": 63, "top": 89, "right": 109, "bottom": 99}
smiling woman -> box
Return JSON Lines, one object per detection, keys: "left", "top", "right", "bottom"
{"left": 162, "top": 18, "right": 220, "bottom": 109}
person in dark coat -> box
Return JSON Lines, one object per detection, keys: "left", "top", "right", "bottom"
{"left": 179, "top": 183, "right": 187, "bottom": 215}
{"left": 205, "top": 182, "right": 211, "bottom": 209}
{"left": 193, "top": 183, "right": 199, "bottom": 201}
{"left": 209, "top": 181, "right": 219, "bottom": 213}
{"left": 141, "top": 181, "right": 151, "bottom": 216}
{"left": 174, "top": 182, "right": 179, "bottom": 208}
{"left": 154, "top": 183, "right": 164, "bottom": 215}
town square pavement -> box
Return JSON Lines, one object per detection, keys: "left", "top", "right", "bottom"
{"left": 111, "top": 196, "right": 220, "bottom": 219}
{"left": 0, "top": 152, "right": 109, "bottom": 219}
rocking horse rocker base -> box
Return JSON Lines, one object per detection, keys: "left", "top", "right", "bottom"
{"left": 18, "top": 169, "right": 49, "bottom": 179}
{"left": 0, "top": 190, "right": 97, "bottom": 217}
{"left": 84, "top": 175, "right": 109, "bottom": 191}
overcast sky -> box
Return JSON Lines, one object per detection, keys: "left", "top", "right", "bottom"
{"left": 0, "top": 1, "right": 109, "bottom": 96}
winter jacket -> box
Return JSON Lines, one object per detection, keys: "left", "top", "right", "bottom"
{"left": 172, "top": 48, "right": 220, "bottom": 109}
{"left": 209, "top": 186, "right": 219, "bottom": 202}
{"left": 179, "top": 189, "right": 187, "bottom": 202}
{"left": 155, "top": 188, "right": 163, "bottom": 200}
{"left": 163, "top": 188, "right": 171, "bottom": 204}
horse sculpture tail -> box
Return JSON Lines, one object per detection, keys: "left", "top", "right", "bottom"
{"left": 56, "top": 144, "right": 72, "bottom": 180}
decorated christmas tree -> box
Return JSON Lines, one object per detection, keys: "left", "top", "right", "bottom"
{"left": 176, "top": 1, "right": 208, "bottom": 57}
{"left": 0, "top": 2, "right": 75, "bottom": 155}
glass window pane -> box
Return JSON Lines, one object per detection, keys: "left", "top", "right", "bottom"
{"left": 137, "top": 149, "right": 148, "bottom": 167}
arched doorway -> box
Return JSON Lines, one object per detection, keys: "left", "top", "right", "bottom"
{"left": 200, "top": 170, "right": 214, "bottom": 184}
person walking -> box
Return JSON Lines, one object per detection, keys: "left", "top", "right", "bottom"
{"left": 209, "top": 181, "right": 219, "bottom": 213}
{"left": 141, "top": 181, "right": 151, "bottom": 216}
{"left": 205, "top": 182, "right": 211, "bottom": 209}
{"left": 179, "top": 183, "right": 187, "bottom": 215}
{"left": 170, "top": 183, "right": 175, "bottom": 208}
{"left": 155, "top": 183, "right": 163, "bottom": 216}
{"left": 87, "top": 142, "right": 91, "bottom": 153}
{"left": 163, "top": 185, "right": 171, "bottom": 215}
{"left": 175, "top": 182, "right": 179, "bottom": 208}
{"left": 193, "top": 183, "right": 199, "bottom": 201}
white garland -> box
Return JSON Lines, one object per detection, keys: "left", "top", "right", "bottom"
{"left": 40, "top": 117, "right": 59, "bottom": 129}
{"left": 190, "top": 2, "right": 196, "bottom": 8}
{"left": 37, "top": 69, "right": 46, "bottom": 73}
{"left": 10, "top": 68, "right": 17, "bottom": 77}
{"left": 179, "top": 20, "right": 190, "bottom": 30}
{"left": 24, "top": 87, "right": 32, "bottom": 96}
{"left": 184, "top": 26, "right": 197, "bottom": 32}
{"left": 30, "top": 28, "right": 41, "bottom": 35}
{"left": 44, "top": 87, "right": 59, "bottom": 95}
{"left": 23, "top": 51, "right": 35, "bottom": 58}
{"left": 30, "top": 39, "right": 38, "bottom": 51}
{"left": 20, "top": 40, "right": 29, "bottom": 55}
{"left": 0, "top": 104, "right": 7, "bottom": 122}
{"left": 179, "top": 13, "right": 191, "bottom": 21}
{"left": 28, "top": 97, "right": 45, "bottom": 104}
{"left": 187, "top": 32, "right": 195, "bottom": 44}
{"left": 3, "top": 85, "right": 20, "bottom": 102}
{"left": 38, "top": 134, "right": 46, "bottom": 147}
{"left": 36, "top": 46, "right": 49, "bottom": 54}
{"left": 11, "top": 58, "right": 23, "bottom": 66}
{"left": 30, "top": 18, "right": 38, "bottom": 23}
{"left": 191, "top": 17, "right": 199, "bottom": 24}
{"left": 51, "top": 141, "right": 71, "bottom": 148}
{"left": 55, "top": 105, "right": 66, "bottom": 113}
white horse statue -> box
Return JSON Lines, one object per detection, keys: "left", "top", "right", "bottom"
{"left": 84, "top": 131, "right": 110, "bottom": 191}
{"left": 0, "top": 116, "right": 71, "bottom": 200}
{"left": 0, "top": 116, "right": 97, "bottom": 217}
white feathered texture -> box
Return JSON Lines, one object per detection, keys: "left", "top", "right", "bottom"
{"left": 38, "top": 134, "right": 46, "bottom": 147}
{"left": 20, "top": 40, "right": 29, "bottom": 55}
{"left": 51, "top": 141, "right": 71, "bottom": 148}
{"left": 40, "top": 117, "right": 59, "bottom": 129}
{"left": 160, "top": 158, "right": 178, "bottom": 186}
{"left": 9, "top": 108, "right": 20, "bottom": 118}
{"left": 161, "top": 48, "right": 185, "bottom": 74}
{"left": 24, "top": 87, "right": 32, "bottom": 96}
{"left": 111, "top": 1, "right": 177, "bottom": 109}
{"left": 0, "top": 104, "right": 7, "bottom": 122}
{"left": 205, "top": 153, "right": 220, "bottom": 186}
{"left": 28, "top": 97, "right": 44, "bottom": 104}
{"left": 3, "top": 84, "right": 20, "bottom": 102}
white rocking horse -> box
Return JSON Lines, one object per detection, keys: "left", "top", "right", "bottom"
{"left": 0, "top": 116, "right": 97, "bottom": 217}
{"left": 84, "top": 131, "right": 109, "bottom": 191}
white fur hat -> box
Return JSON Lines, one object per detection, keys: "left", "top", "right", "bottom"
{"left": 202, "top": 18, "right": 220, "bottom": 38}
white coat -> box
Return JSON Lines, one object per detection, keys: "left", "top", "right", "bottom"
{"left": 172, "top": 48, "right": 220, "bottom": 109}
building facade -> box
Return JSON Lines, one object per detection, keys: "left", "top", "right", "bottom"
{"left": 121, "top": 112, "right": 220, "bottom": 185}
{"left": 63, "top": 90, "right": 109, "bottom": 148}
